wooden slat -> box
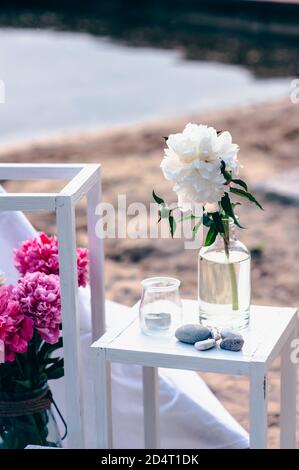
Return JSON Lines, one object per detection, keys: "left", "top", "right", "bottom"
{"left": 143, "top": 367, "right": 160, "bottom": 448}
{"left": 56, "top": 194, "right": 84, "bottom": 448}
{"left": 60, "top": 165, "right": 100, "bottom": 204}
{"left": 87, "top": 167, "right": 106, "bottom": 341}
{"left": 249, "top": 363, "right": 268, "bottom": 448}
{"left": 0, "top": 163, "right": 84, "bottom": 180}
{"left": 0, "top": 193, "right": 56, "bottom": 211}
{"left": 280, "top": 326, "right": 297, "bottom": 448}
{"left": 92, "top": 348, "right": 113, "bottom": 449}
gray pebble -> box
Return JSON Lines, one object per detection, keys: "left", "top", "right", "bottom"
{"left": 220, "top": 335, "right": 244, "bottom": 352}
{"left": 220, "top": 328, "right": 239, "bottom": 339}
{"left": 194, "top": 338, "right": 216, "bottom": 351}
{"left": 207, "top": 326, "right": 221, "bottom": 341}
{"left": 175, "top": 324, "right": 211, "bottom": 344}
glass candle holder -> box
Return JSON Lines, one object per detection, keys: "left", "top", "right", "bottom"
{"left": 139, "top": 277, "right": 183, "bottom": 336}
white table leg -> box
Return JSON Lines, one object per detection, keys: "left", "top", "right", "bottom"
{"left": 93, "top": 348, "right": 113, "bottom": 449}
{"left": 56, "top": 196, "right": 84, "bottom": 448}
{"left": 142, "top": 366, "right": 160, "bottom": 449}
{"left": 87, "top": 171, "right": 106, "bottom": 342}
{"left": 280, "top": 327, "right": 297, "bottom": 449}
{"left": 250, "top": 365, "right": 268, "bottom": 449}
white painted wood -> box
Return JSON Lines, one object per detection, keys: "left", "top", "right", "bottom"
{"left": 0, "top": 193, "right": 56, "bottom": 211}
{"left": 280, "top": 326, "right": 297, "bottom": 449}
{"left": 249, "top": 363, "right": 268, "bottom": 449}
{"left": 95, "top": 304, "right": 297, "bottom": 376}
{"left": 92, "top": 304, "right": 138, "bottom": 349}
{"left": 92, "top": 300, "right": 297, "bottom": 449}
{"left": 87, "top": 167, "right": 106, "bottom": 341}
{"left": 142, "top": 367, "right": 160, "bottom": 449}
{"left": 56, "top": 195, "right": 84, "bottom": 449}
{"left": 0, "top": 163, "right": 84, "bottom": 179}
{"left": 92, "top": 347, "right": 113, "bottom": 449}
{"left": 107, "top": 347, "right": 251, "bottom": 375}
{"left": 60, "top": 164, "right": 100, "bottom": 204}
{"left": 0, "top": 163, "right": 108, "bottom": 449}
{"left": 255, "top": 314, "right": 298, "bottom": 368}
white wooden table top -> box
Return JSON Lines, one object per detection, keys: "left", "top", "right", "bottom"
{"left": 94, "top": 299, "right": 297, "bottom": 376}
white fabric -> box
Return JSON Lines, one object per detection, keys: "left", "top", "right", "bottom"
{"left": 0, "top": 193, "right": 249, "bottom": 448}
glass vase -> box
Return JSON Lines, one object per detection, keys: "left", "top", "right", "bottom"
{"left": 139, "top": 277, "right": 183, "bottom": 336}
{"left": 0, "top": 383, "right": 62, "bottom": 449}
{"left": 198, "top": 220, "right": 251, "bottom": 331}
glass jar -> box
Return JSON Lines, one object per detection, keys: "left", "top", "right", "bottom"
{"left": 139, "top": 277, "right": 183, "bottom": 336}
{"left": 198, "top": 219, "right": 251, "bottom": 331}
{"left": 0, "top": 384, "right": 63, "bottom": 449}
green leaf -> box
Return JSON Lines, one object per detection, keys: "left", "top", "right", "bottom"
{"left": 46, "top": 367, "right": 64, "bottom": 380}
{"left": 169, "top": 215, "right": 176, "bottom": 238}
{"left": 220, "top": 160, "right": 232, "bottom": 183}
{"left": 204, "top": 226, "right": 218, "bottom": 246}
{"left": 223, "top": 171, "right": 232, "bottom": 183}
{"left": 44, "top": 357, "right": 61, "bottom": 365}
{"left": 13, "top": 379, "right": 32, "bottom": 389}
{"left": 38, "top": 337, "right": 63, "bottom": 361}
{"left": 231, "top": 178, "right": 248, "bottom": 191}
{"left": 230, "top": 187, "right": 263, "bottom": 210}
{"left": 152, "top": 190, "right": 165, "bottom": 205}
{"left": 45, "top": 358, "right": 64, "bottom": 380}
{"left": 160, "top": 206, "right": 170, "bottom": 219}
{"left": 202, "top": 213, "right": 213, "bottom": 227}
{"left": 211, "top": 212, "right": 225, "bottom": 234}
{"left": 221, "top": 193, "right": 245, "bottom": 229}
{"left": 192, "top": 219, "right": 202, "bottom": 236}
{"left": 181, "top": 213, "right": 196, "bottom": 222}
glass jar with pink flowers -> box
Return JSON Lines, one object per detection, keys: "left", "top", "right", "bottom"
{"left": 0, "top": 232, "right": 89, "bottom": 448}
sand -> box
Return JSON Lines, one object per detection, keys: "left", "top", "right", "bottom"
{"left": 1, "top": 98, "right": 299, "bottom": 448}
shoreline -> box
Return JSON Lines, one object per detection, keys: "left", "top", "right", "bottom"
{"left": 0, "top": 97, "right": 290, "bottom": 156}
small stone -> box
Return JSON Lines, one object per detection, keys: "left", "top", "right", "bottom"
{"left": 175, "top": 324, "right": 211, "bottom": 344}
{"left": 194, "top": 338, "right": 216, "bottom": 351}
{"left": 220, "top": 335, "right": 244, "bottom": 352}
{"left": 207, "top": 326, "right": 221, "bottom": 341}
{"left": 220, "top": 328, "right": 239, "bottom": 339}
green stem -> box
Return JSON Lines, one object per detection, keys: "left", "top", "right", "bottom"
{"left": 223, "top": 219, "right": 239, "bottom": 311}
{"left": 228, "top": 259, "right": 239, "bottom": 311}
{"left": 15, "top": 355, "right": 25, "bottom": 379}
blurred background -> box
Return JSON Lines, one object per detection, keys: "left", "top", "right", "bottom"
{"left": 0, "top": 0, "right": 299, "bottom": 447}
{"left": 0, "top": 0, "right": 298, "bottom": 142}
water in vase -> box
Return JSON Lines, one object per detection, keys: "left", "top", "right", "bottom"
{"left": 198, "top": 248, "right": 251, "bottom": 331}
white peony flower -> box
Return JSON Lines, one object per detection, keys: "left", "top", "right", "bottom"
{"left": 161, "top": 123, "right": 239, "bottom": 208}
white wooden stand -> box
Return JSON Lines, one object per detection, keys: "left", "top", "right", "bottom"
{"left": 0, "top": 164, "right": 106, "bottom": 448}
{"left": 92, "top": 299, "right": 297, "bottom": 449}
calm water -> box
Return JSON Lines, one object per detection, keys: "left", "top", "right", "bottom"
{"left": 0, "top": 28, "right": 292, "bottom": 145}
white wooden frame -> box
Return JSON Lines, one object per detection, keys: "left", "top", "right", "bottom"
{"left": 92, "top": 301, "right": 297, "bottom": 449}
{"left": 0, "top": 163, "right": 106, "bottom": 448}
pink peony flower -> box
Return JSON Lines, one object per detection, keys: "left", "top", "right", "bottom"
{"left": 0, "top": 285, "right": 34, "bottom": 362}
{"left": 14, "top": 232, "right": 89, "bottom": 288}
{"left": 14, "top": 272, "right": 61, "bottom": 345}
{"left": 77, "top": 248, "right": 89, "bottom": 288}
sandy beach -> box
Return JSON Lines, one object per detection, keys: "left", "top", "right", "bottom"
{"left": 1, "top": 98, "right": 299, "bottom": 447}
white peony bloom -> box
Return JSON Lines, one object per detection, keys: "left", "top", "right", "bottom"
{"left": 161, "top": 123, "right": 239, "bottom": 208}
